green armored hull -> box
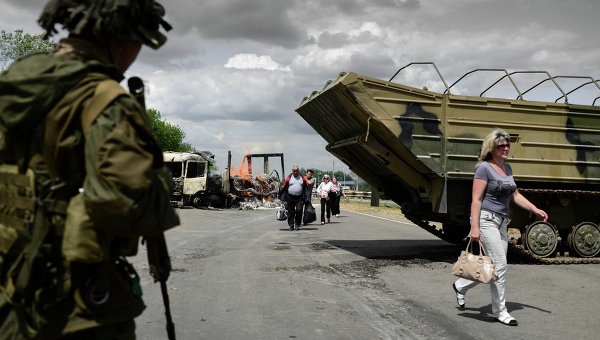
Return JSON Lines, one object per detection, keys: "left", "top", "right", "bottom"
{"left": 296, "top": 65, "right": 600, "bottom": 261}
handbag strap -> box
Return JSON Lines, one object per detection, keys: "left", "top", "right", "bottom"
{"left": 464, "top": 238, "right": 473, "bottom": 253}
{"left": 465, "top": 238, "right": 490, "bottom": 257}
{"left": 478, "top": 241, "right": 490, "bottom": 256}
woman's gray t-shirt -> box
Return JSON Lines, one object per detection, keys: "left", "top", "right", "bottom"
{"left": 474, "top": 161, "right": 517, "bottom": 217}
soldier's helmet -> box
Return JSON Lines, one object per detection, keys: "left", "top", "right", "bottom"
{"left": 38, "top": 0, "right": 172, "bottom": 49}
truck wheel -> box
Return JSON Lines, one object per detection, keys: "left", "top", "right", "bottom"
{"left": 193, "top": 196, "right": 204, "bottom": 209}
{"left": 568, "top": 222, "right": 600, "bottom": 257}
{"left": 523, "top": 221, "right": 558, "bottom": 257}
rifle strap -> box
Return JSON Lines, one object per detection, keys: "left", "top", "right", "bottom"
{"left": 81, "top": 79, "right": 128, "bottom": 135}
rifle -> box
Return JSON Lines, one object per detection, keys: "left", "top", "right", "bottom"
{"left": 145, "top": 235, "right": 176, "bottom": 340}
{"left": 128, "top": 76, "right": 176, "bottom": 340}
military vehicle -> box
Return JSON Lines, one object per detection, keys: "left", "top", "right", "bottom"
{"left": 163, "top": 151, "right": 284, "bottom": 208}
{"left": 296, "top": 62, "right": 600, "bottom": 263}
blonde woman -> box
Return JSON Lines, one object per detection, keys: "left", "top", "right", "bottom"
{"left": 453, "top": 128, "right": 547, "bottom": 326}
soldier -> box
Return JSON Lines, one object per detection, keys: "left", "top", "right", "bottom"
{"left": 0, "top": 0, "right": 179, "bottom": 339}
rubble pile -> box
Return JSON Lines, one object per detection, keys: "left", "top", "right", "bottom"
{"left": 239, "top": 199, "right": 283, "bottom": 210}
{"left": 231, "top": 174, "right": 280, "bottom": 198}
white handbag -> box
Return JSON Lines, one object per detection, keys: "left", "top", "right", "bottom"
{"left": 451, "top": 239, "right": 499, "bottom": 284}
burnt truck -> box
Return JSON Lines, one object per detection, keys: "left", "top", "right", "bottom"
{"left": 296, "top": 62, "right": 600, "bottom": 263}
{"left": 163, "top": 151, "right": 229, "bottom": 208}
{"left": 163, "top": 151, "right": 284, "bottom": 208}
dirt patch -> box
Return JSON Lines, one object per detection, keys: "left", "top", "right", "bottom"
{"left": 331, "top": 257, "right": 434, "bottom": 276}
{"left": 172, "top": 248, "right": 219, "bottom": 262}
{"left": 328, "top": 257, "right": 439, "bottom": 288}
{"left": 263, "top": 264, "right": 337, "bottom": 274}
{"left": 263, "top": 256, "right": 440, "bottom": 290}
{"left": 273, "top": 242, "right": 291, "bottom": 250}
{"left": 171, "top": 268, "right": 188, "bottom": 273}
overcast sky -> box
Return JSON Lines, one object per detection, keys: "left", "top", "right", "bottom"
{"left": 2, "top": 0, "right": 599, "bottom": 177}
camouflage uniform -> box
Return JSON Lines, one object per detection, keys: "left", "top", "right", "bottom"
{"left": 0, "top": 1, "right": 177, "bottom": 339}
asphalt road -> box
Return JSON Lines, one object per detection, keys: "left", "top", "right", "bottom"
{"left": 130, "top": 206, "right": 600, "bottom": 340}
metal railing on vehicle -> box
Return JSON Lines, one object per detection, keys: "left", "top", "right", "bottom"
{"left": 388, "top": 62, "right": 600, "bottom": 106}
{"left": 388, "top": 62, "right": 451, "bottom": 94}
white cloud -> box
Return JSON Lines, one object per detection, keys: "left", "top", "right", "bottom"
{"left": 351, "top": 22, "right": 384, "bottom": 38}
{"left": 224, "top": 54, "right": 290, "bottom": 71}
{"left": 145, "top": 65, "right": 300, "bottom": 124}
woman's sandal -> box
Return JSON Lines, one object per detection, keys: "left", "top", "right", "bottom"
{"left": 496, "top": 313, "right": 518, "bottom": 326}
{"left": 452, "top": 283, "right": 465, "bottom": 309}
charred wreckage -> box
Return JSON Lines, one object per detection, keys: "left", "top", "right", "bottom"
{"left": 163, "top": 151, "right": 284, "bottom": 208}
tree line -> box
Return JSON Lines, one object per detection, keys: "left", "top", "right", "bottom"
{"left": 0, "top": 29, "right": 54, "bottom": 70}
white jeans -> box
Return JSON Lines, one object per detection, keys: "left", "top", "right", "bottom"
{"left": 454, "top": 210, "right": 509, "bottom": 317}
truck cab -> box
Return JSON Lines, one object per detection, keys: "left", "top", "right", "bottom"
{"left": 163, "top": 151, "right": 211, "bottom": 207}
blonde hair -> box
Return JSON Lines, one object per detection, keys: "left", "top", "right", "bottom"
{"left": 478, "top": 128, "right": 510, "bottom": 165}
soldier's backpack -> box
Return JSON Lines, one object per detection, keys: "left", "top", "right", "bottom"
{"left": 0, "top": 164, "right": 72, "bottom": 340}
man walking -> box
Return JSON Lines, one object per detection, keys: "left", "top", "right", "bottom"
{"left": 280, "top": 165, "right": 311, "bottom": 230}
